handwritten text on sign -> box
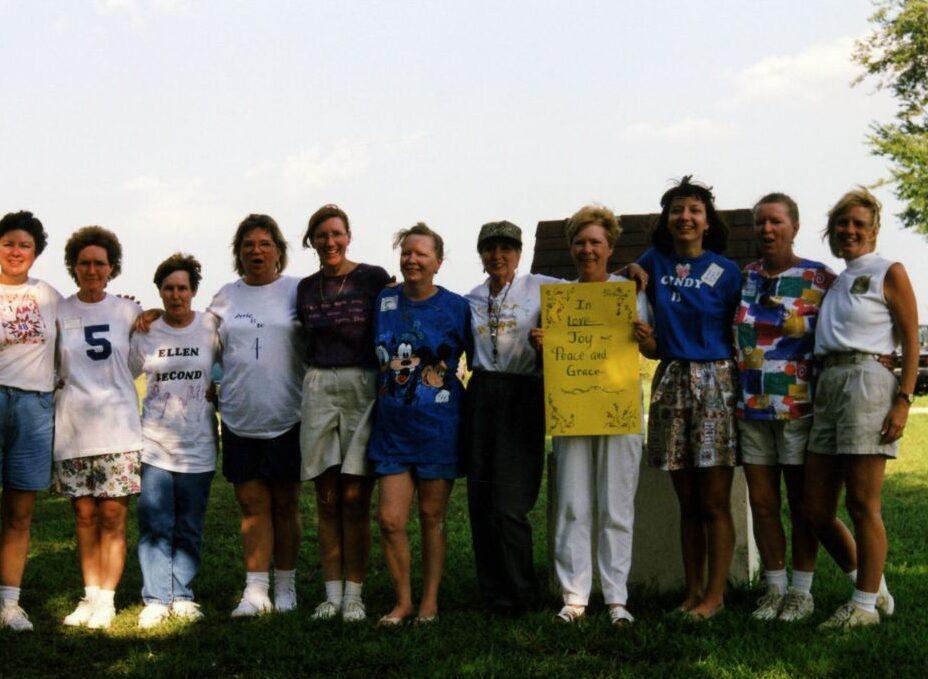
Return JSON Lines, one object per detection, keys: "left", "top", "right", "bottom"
{"left": 541, "top": 281, "right": 641, "bottom": 436}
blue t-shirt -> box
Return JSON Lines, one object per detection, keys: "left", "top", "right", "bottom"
{"left": 367, "top": 285, "right": 473, "bottom": 467}
{"left": 638, "top": 248, "right": 741, "bottom": 361}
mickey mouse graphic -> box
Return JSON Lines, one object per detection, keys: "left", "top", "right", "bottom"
{"left": 376, "top": 334, "right": 453, "bottom": 405}
{"left": 418, "top": 344, "right": 453, "bottom": 403}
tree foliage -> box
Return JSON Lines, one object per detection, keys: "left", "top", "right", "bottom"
{"left": 854, "top": 0, "right": 928, "bottom": 233}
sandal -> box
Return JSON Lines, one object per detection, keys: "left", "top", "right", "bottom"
{"left": 555, "top": 604, "right": 586, "bottom": 623}
{"left": 608, "top": 606, "right": 635, "bottom": 626}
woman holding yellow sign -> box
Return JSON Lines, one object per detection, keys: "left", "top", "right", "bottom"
{"left": 530, "top": 205, "right": 651, "bottom": 626}
{"left": 632, "top": 177, "right": 742, "bottom": 621}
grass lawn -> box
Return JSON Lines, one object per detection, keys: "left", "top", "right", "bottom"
{"left": 3, "top": 418, "right": 927, "bottom": 677}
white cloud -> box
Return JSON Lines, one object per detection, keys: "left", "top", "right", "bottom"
{"left": 618, "top": 117, "right": 738, "bottom": 144}
{"left": 730, "top": 36, "right": 858, "bottom": 105}
{"left": 280, "top": 140, "right": 372, "bottom": 189}
{"left": 120, "top": 175, "right": 164, "bottom": 191}
{"left": 92, "top": 0, "right": 191, "bottom": 27}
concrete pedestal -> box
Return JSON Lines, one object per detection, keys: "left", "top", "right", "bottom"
{"left": 547, "top": 451, "right": 759, "bottom": 595}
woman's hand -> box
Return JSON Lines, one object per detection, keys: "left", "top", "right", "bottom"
{"left": 633, "top": 320, "right": 659, "bottom": 359}
{"left": 529, "top": 327, "right": 544, "bottom": 351}
{"left": 880, "top": 398, "right": 910, "bottom": 443}
{"left": 133, "top": 308, "right": 163, "bottom": 334}
{"left": 614, "top": 263, "right": 649, "bottom": 292}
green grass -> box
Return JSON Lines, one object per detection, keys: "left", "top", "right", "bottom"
{"left": 3, "top": 420, "right": 928, "bottom": 677}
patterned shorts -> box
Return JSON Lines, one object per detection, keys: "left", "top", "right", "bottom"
{"left": 52, "top": 451, "right": 142, "bottom": 498}
{"left": 647, "top": 359, "right": 740, "bottom": 471}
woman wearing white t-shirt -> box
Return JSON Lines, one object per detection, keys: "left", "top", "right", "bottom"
{"left": 529, "top": 206, "right": 652, "bottom": 626}
{"left": 806, "top": 188, "right": 918, "bottom": 629}
{"left": 208, "top": 214, "right": 305, "bottom": 617}
{"left": 129, "top": 254, "right": 219, "bottom": 629}
{"left": 0, "top": 211, "right": 61, "bottom": 632}
{"left": 54, "top": 226, "right": 143, "bottom": 630}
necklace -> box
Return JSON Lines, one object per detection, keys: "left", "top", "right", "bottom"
{"left": 487, "top": 278, "right": 513, "bottom": 366}
{"left": 319, "top": 268, "right": 352, "bottom": 303}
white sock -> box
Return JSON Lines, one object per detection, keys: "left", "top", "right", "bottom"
{"left": 344, "top": 580, "right": 363, "bottom": 602}
{"left": 791, "top": 570, "right": 814, "bottom": 594}
{"left": 846, "top": 569, "right": 858, "bottom": 583}
{"left": 96, "top": 589, "right": 116, "bottom": 608}
{"left": 244, "top": 572, "right": 270, "bottom": 600}
{"left": 0, "top": 585, "right": 20, "bottom": 606}
{"left": 324, "top": 580, "right": 344, "bottom": 604}
{"left": 846, "top": 569, "right": 889, "bottom": 596}
{"left": 765, "top": 569, "right": 788, "bottom": 595}
{"left": 274, "top": 569, "right": 296, "bottom": 592}
{"left": 84, "top": 585, "right": 100, "bottom": 602}
{"left": 852, "top": 589, "right": 878, "bottom": 613}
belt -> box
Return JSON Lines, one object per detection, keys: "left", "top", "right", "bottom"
{"left": 820, "top": 352, "right": 892, "bottom": 368}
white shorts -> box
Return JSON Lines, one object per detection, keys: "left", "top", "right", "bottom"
{"left": 738, "top": 418, "right": 811, "bottom": 466}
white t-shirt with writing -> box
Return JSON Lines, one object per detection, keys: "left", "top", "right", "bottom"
{"left": 54, "top": 294, "right": 143, "bottom": 460}
{"left": 208, "top": 276, "right": 305, "bottom": 439}
{"left": 129, "top": 312, "right": 220, "bottom": 473}
{"left": 0, "top": 278, "right": 62, "bottom": 392}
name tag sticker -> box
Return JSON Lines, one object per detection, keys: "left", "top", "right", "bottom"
{"left": 63, "top": 317, "right": 82, "bottom": 330}
{"left": 700, "top": 263, "right": 724, "bottom": 287}
{"left": 380, "top": 296, "right": 398, "bottom": 312}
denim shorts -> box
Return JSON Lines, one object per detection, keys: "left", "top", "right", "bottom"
{"left": 0, "top": 386, "right": 54, "bottom": 491}
{"left": 373, "top": 459, "right": 460, "bottom": 480}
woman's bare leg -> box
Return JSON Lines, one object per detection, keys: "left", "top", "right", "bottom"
{"left": 416, "top": 478, "right": 453, "bottom": 619}
{"left": 377, "top": 472, "right": 416, "bottom": 620}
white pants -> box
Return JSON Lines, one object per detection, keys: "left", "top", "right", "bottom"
{"left": 553, "top": 434, "right": 642, "bottom": 606}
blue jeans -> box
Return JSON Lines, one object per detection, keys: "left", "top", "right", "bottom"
{"left": 137, "top": 463, "right": 213, "bottom": 604}
{"left": 0, "top": 386, "right": 53, "bottom": 490}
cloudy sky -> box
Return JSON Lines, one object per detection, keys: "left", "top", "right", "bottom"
{"left": 3, "top": 1, "right": 926, "bottom": 318}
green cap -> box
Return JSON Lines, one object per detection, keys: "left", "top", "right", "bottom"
{"left": 477, "top": 220, "right": 522, "bottom": 251}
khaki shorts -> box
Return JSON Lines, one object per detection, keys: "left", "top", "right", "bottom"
{"left": 300, "top": 367, "right": 376, "bottom": 481}
{"left": 53, "top": 451, "right": 142, "bottom": 498}
{"left": 738, "top": 418, "right": 811, "bottom": 466}
{"left": 808, "top": 361, "right": 899, "bottom": 458}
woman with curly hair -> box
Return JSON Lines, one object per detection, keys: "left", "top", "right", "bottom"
{"left": 55, "top": 226, "right": 143, "bottom": 630}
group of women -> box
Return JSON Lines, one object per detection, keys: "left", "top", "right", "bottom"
{"left": 0, "top": 177, "right": 917, "bottom": 634}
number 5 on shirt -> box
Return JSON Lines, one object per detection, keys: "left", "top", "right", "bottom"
{"left": 84, "top": 324, "right": 112, "bottom": 360}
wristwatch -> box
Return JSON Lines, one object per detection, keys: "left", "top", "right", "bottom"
{"left": 896, "top": 391, "right": 914, "bottom": 405}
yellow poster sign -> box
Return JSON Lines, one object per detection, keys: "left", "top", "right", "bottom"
{"left": 541, "top": 281, "right": 641, "bottom": 436}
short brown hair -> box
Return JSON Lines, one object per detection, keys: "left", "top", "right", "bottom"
{"left": 823, "top": 187, "right": 882, "bottom": 257}
{"left": 754, "top": 192, "right": 800, "bottom": 225}
{"left": 153, "top": 252, "right": 202, "bottom": 293}
{"left": 64, "top": 225, "right": 122, "bottom": 284}
{"left": 393, "top": 222, "right": 444, "bottom": 260}
{"left": 231, "top": 214, "right": 289, "bottom": 276}
{"left": 302, "top": 204, "right": 350, "bottom": 248}
{"left": 0, "top": 211, "right": 48, "bottom": 256}
{"left": 565, "top": 205, "right": 622, "bottom": 246}
{"left": 651, "top": 175, "right": 729, "bottom": 254}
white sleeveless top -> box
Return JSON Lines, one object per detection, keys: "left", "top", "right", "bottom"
{"left": 815, "top": 253, "right": 896, "bottom": 356}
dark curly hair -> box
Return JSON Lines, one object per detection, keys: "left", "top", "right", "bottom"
{"left": 153, "top": 252, "right": 202, "bottom": 293}
{"left": 232, "top": 214, "right": 289, "bottom": 276}
{"left": 650, "top": 175, "right": 728, "bottom": 254}
{"left": 0, "top": 211, "right": 49, "bottom": 256}
{"left": 302, "top": 204, "right": 350, "bottom": 248}
{"left": 64, "top": 226, "right": 122, "bottom": 284}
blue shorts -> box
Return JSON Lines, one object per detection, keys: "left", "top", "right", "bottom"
{"left": 0, "top": 387, "right": 54, "bottom": 491}
{"left": 373, "top": 459, "right": 459, "bottom": 480}
{"left": 221, "top": 422, "right": 302, "bottom": 484}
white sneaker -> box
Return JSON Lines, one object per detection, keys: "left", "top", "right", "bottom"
{"left": 555, "top": 604, "right": 586, "bottom": 623}
{"left": 274, "top": 588, "right": 297, "bottom": 613}
{"left": 341, "top": 598, "right": 366, "bottom": 622}
{"left": 63, "top": 597, "right": 96, "bottom": 627}
{"left": 778, "top": 589, "right": 814, "bottom": 622}
{"left": 0, "top": 604, "right": 34, "bottom": 632}
{"left": 608, "top": 606, "right": 634, "bottom": 626}
{"left": 819, "top": 602, "right": 879, "bottom": 629}
{"left": 231, "top": 594, "right": 273, "bottom": 618}
{"left": 171, "top": 600, "right": 204, "bottom": 621}
{"left": 876, "top": 589, "right": 895, "bottom": 617}
{"left": 311, "top": 599, "right": 340, "bottom": 621}
{"left": 138, "top": 603, "right": 171, "bottom": 629}
{"left": 86, "top": 602, "right": 116, "bottom": 630}
{"left": 751, "top": 586, "right": 785, "bottom": 620}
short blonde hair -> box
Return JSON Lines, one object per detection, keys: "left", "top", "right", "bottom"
{"left": 565, "top": 205, "right": 622, "bottom": 246}
{"left": 824, "top": 187, "right": 882, "bottom": 257}
{"left": 393, "top": 222, "right": 444, "bottom": 260}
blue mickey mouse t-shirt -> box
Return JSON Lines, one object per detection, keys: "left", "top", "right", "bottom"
{"left": 367, "top": 285, "right": 473, "bottom": 468}
{"left": 638, "top": 247, "right": 742, "bottom": 361}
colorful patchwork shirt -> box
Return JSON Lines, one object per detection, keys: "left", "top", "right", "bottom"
{"left": 733, "top": 259, "right": 836, "bottom": 420}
